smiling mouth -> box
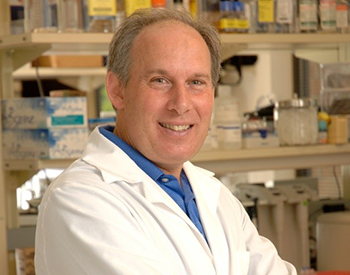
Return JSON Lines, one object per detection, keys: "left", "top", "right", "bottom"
{"left": 159, "top": 123, "right": 192, "bottom": 132}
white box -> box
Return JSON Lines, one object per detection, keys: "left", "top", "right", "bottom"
{"left": 242, "top": 132, "right": 280, "bottom": 149}
{"left": 2, "top": 97, "right": 87, "bottom": 129}
{"left": 2, "top": 128, "right": 88, "bottom": 159}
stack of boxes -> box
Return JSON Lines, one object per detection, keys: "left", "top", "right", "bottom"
{"left": 1, "top": 96, "right": 88, "bottom": 160}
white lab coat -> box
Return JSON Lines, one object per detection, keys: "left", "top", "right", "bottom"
{"left": 35, "top": 127, "right": 297, "bottom": 275}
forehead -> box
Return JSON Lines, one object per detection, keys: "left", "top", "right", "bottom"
{"left": 133, "top": 20, "right": 205, "bottom": 49}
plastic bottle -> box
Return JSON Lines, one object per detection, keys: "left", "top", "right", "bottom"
{"left": 242, "top": 0, "right": 257, "bottom": 32}
{"left": 319, "top": 0, "right": 337, "bottom": 32}
{"left": 213, "top": 85, "right": 242, "bottom": 150}
{"left": 57, "top": 0, "right": 84, "bottom": 33}
{"left": 234, "top": 1, "right": 249, "bottom": 33}
{"left": 256, "top": 0, "right": 276, "bottom": 32}
{"left": 24, "top": 0, "right": 58, "bottom": 33}
{"left": 275, "top": 0, "right": 296, "bottom": 32}
{"left": 85, "top": 0, "right": 117, "bottom": 33}
{"left": 152, "top": 0, "right": 167, "bottom": 8}
{"left": 299, "top": 0, "right": 318, "bottom": 32}
{"left": 219, "top": 0, "right": 236, "bottom": 33}
{"left": 335, "top": 0, "right": 349, "bottom": 33}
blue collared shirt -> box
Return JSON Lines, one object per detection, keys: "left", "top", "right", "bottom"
{"left": 99, "top": 125, "right": 207, "bottom": 241}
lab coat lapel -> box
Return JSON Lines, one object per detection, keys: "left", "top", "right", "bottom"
{"left": 83, "top": 128, "right": 214, "bottom": 258}
{"left": 184, "top": 162, "right": 229, "bottom": 275}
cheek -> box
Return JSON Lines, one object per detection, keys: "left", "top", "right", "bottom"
{"left": 198, "top": 97, "right": 214, "bottom": 120}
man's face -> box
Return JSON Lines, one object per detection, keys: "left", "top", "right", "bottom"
{"left": 114, "top": 21, "right": 214, "bottom": 175}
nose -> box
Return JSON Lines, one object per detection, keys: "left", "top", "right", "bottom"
{"left": 166, "top": 84, "right": 192, "bottom": 115}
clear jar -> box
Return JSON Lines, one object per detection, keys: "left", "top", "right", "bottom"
{"left": 274, "top": 96, "right": 318, "bottom": 146}
{"left": 24, "top": 0, "right": 58, "bottom": 33}
{"left": 57, "top": 0, "right": 84, "bottom": 33}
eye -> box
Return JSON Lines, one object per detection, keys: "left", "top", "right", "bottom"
{"left": 191, "top": 80, "right": 203, "bottom": 85}
{"left": 152, "top": 77, "right": 167, "bottom": 84}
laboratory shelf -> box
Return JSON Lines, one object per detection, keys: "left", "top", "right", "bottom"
{"left": 3, "top": 32, "right": 350, "bottom": 59}
{"left": 4, "top": 143, "right": 350, "bottom": 174}
{"left": 191, "top": 143, "right": 350, "bottom": 174}
{"left": 13, "top": 65, "right": 107, "bottom": 79}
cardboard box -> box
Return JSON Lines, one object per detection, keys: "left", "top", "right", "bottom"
{"left": 32, "top": 55, "right": 104, "bottom": 68}
{"left": 2, "top": 97, "right": 87, "bottom": 129}
{"left": 2, "top": 128, "right": 88, "bottom": 159}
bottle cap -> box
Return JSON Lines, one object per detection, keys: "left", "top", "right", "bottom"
{"left": 152, "top": 0, "right": 167, "bottom": 7}
{"left": 220, "top": 1, "right": 233, "bottom": 11}
{"left": 233, "top": 1, "right": 244, "bottom": 11}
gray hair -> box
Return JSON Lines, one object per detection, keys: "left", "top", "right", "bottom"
{"left": 107, "top": 8, "right": 222, "bottom": 87}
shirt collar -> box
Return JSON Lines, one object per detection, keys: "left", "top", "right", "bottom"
{"left": 99, "top": 125, "right": 165, "bottom": 183}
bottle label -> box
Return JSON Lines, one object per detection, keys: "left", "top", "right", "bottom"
{"left": 258, "top": 0, "right": 275, "bottom": 23}
{"left": 336, "top": 4, "right": 349, "bottom": 28}
{"left": 276, "top": 0, "right": 293, "bottom": 23}
{"left": 220, "top": 18, "right": 236, "bottom": 31}
{"left": 236, "top": 19, "right": 249, "bottom": 30}
{"left": 88, "top": 0, "right": 117, "bottom": 16}
{"left": 320, "top": 0, "right": 336, "bottom": 30}
{"left": 299, "top": 0, "right": 318, "bottom": 30}
{"left": 125, "top": 0, "right": 152, "bottom": 16}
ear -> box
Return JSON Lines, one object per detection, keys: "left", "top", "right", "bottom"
{"left": 106, "top": 71, "right": 125, "bottom": 110}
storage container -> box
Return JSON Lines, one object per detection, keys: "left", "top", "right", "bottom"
{"left": 274, "top": 96, "right": 318, "bottom": 146}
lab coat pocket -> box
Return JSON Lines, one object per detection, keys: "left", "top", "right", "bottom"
{"left": 232, "top": 251, "right": 250, "bottom": 275}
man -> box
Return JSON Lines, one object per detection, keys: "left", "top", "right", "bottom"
{"left": 35, "top": 8, "right": 297, "bottom": 275}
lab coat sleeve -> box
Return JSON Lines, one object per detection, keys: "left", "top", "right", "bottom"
{"left": 35, "top": 180, "right": 177, "bottom": 275}
{"left": 239, "top": 201, "right": 298, "bottom": 275}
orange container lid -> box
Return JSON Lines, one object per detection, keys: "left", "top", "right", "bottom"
{"left": 152, "top": 0, "right": 167, "bottom": 7}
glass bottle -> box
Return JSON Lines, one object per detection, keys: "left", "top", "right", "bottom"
{"left": 85, "top": 0, "right": 117, "bottom": 33}
{"left": 234, "top": 1, "right": 249, "bottom": 33}
{"left": 242, "top": 0, "right": 257, "bottom": 33}
{"left": 219, "top": 0, "right": 236, "bottom": 33}
{"left": 57, "top": 0, "right": 84, "bottom": 32}
{"left": 24, "top": 0, "right": 58, "bottom": 33}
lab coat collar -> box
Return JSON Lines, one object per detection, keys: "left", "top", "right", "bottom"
{"left": 82, "top": 127, "right": 222, "bottom": 212}
{"left": 82, "top": 127, "right": 144, "bottom": 184}
{"left": 82, "top": 127, "right": 224, "bottom": 266}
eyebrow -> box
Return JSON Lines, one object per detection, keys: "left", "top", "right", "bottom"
{"left": 144, "top": 69, "right": 211, "bottom": 80}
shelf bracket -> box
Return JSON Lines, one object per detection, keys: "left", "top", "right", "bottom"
{"left": 1, "top": 44, "right": 50, "bottom": 98}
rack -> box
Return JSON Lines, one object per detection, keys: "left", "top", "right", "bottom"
{"left": 1, "top": 31, "right": 350, "bottom": 275}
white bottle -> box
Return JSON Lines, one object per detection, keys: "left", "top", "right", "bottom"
{"left": 319, "top": 0, "right": 337, "bottom": 32}
{"left": 242, "top": 0, "right": 257, "bottom": 33}
{"left": 275, "top": 0, "right": 296, "bottom": 33}
{"left": 299, "top": 0, "right": 318, "bottom": 32}
{"left": 335, "top": 0, "right": 349, "bottom": 32}
{"left": 213, "top": 85, "right": 242, "bottom": 150}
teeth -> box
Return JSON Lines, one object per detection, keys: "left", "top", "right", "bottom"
{"left": 160, "top": 123, "right": 191, "bottom": 131}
